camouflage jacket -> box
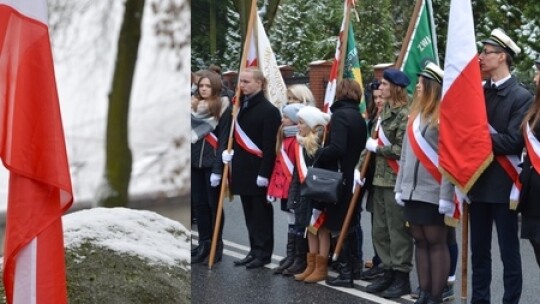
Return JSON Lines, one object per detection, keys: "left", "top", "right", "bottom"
{"left": 372, "top": 102, "right": 409, "bottom": 187}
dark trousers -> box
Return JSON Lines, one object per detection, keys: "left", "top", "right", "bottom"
{"left": 240, "top": 195, "right": 274, "bottom": 259}
{"left": 469, "top": 202, "right": 522, "bottom": 304}
{"left": 192, "top": 167, "right": 224, "bottom": 242}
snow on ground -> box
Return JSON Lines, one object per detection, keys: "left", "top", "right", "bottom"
{"left": 63, "top": 207, "right": 190, "bottom": 269}
{"left": 0, "top": 0, "right": 190, "bottom": 209}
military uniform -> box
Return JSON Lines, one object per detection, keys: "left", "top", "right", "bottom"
{"left": 370, "top": 102, "right": 413, "bottom": 274}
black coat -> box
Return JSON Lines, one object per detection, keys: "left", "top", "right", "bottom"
{"left": 468, "top": 77, "right": 533, "bottom": 204}
{"left": 315, "top": 99, "right": 367, "bottom": 231}
{"left": 230, "top": 91, "right": 281, "bottom": 195}
{"left": 191, "top": 103, "right": 232, "bottom": 174}
{"left": 519, "top": 122, "right": 540, "bottom": 218}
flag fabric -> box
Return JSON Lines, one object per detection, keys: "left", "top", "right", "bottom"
{"left": 243, "top": 10, "right": 287, "bottom": 110}
{"left": 438, "top": 0, "right": 492, "bottom": 219}
{"left": 399, "top": 0, "right": 439, "bottom": 95}
{"left": 323, "top": 0, "right": 364, "bottom": 114}
{"left": 0, "top": 1, "right": 73, "bottom": 303}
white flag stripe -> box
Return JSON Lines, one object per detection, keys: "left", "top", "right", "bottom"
{"left": 0, "top": 0, "right": 47, "bottom": 24}
{"left": 412, "top": 116, "right": 438, "bottom": 166}
{"left": 13, "top": 237, "right": 37, "bottom": 304}
{"left": 441, "top": 0, "right": 477, "bottom": 98}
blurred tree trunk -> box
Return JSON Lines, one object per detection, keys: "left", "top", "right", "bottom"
{"left": 101, "top": 0, "right": 145, "bottom": 207}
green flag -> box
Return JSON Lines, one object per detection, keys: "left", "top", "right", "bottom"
{"left": 400, "top": 0, "right": 438, "bottom": 95}
{"left": 343, "top": 23, "right": 366, "bottom": 115}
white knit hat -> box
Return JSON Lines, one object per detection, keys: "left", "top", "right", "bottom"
{"left": 282, "top": 103, "right": 305, "bottom": 124}
{"left": 297, "top": 106, "right": 331, "bottom": 129}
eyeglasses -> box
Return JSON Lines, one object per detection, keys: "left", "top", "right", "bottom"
{"left": 480, "top": 49, "right": 502, "bottom": 55}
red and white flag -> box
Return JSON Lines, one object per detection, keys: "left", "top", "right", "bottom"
{"left": 0, "top": 1, "right": 73, "bottom": 303}
{"left": 438, "top": 0, "right": 492, "bottom": 221}
{"left": 243, "top": 9, "right": 287, "bottom": 110}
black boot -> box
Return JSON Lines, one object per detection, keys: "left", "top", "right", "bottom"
{"left": 326, "top": 233, "right": 361, "bottom": 287}
{"left": 203, "top": 240, "right": 223, "bottom": 265}
{"left": 273, "top": 233, "right": 296, "bottom": 274}
{"left": 282, "top": 235, "right": 307, "bottom": 276}
{"left": 191, "top": 244, "right": 200, "bottom": 257}
{"left": 192, "top": 240, "right": 210, "bottom": 264}
{"left": 366, "top": 269, "right": 394, "bottom": 293}
{"left": 414, "top": 288, "right": 431, "bottom": 304}
{"left": 380, "top": 270, "right": 411, "bottom": 298}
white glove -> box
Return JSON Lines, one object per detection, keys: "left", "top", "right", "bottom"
{"left": 365, "top": 138, "right": 379, "bottom": 153}
{"left": 209, "top": 173, "right": 222, "bottom": 187}
{"left": 256, "top": 175, "right": 269, "bottom": 187}
{"left": 438, "top": 199, "right": 455, "bottom": 216}
{"left": 222, "top": 149, "right": 234, "bottom": 164}
{"left": 395, "top": 192, "right": 404, "bottom": 207}
{"left": 266, "top": 195, "right": 276, "bottom": 203}
{"left": 352, "top": 169, "right": 365, "bottom": 193}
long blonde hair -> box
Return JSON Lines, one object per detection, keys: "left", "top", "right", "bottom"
{"left": 409, "top": 76, "right": 441, "bottom": 127}
{"left": 301, "top": 125, "right": 325, "bottom": 156}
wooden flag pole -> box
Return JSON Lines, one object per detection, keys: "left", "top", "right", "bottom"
{"left": 461, "top": 202, "right": 469, "bottom": 302}
{"left": 395, "top": 0, "right": 423, "bottom": 69}
{"left": 333, "top": 117, "right": 380, "bottom": 261}
{"left": 337, "top": 0, "right": 352, "bottom": 83}
{"left": 208, "top": 0, "right": 258, "bottom": 269}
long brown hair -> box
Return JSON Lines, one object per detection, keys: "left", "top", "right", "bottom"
{"left": 410, "top": 76, "right": 441, "bottom": 127}
{"left": 191, "top": 71, "right": 223, "bottom": 119}
{"left": 522, "top": 84, "right": 540, "bottom": 133}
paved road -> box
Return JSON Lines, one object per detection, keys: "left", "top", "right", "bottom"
{"left": 192, "top": 195, "right": 539, "bottom": 304}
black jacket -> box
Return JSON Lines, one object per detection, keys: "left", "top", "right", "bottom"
{"left": 230, "top": 90, "right": 281, "bottom": 195}
{"left": 315, "top": 99, "right": 367, "bottom": 231}
{"left": 191, "top": 103, "right": 232, "bottom": 174}
{"left": 468, "top": 77, "right": 533, "bottom": 204}
{"left": 519, "top": 122, "right": 540, "bottom": 218}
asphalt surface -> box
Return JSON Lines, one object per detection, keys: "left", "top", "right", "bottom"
{"left": 192, "top": 195, "right": 539, "bottom": 304}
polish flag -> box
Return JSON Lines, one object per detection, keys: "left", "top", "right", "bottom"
{"left": 0, "top": 1, "right": 73, "bottom": 303}
{"left": 438, "top": 0, "right": 492, "bottom": 216}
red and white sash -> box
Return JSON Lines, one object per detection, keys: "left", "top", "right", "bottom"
{"left": 204, "top": 133, "right": 218, "bottom": 149}
{"left": 279, "top": 145, "right": 294, "bottom": 181}
{"left": 378, "top": 126, "right": 400, "bottom": 174}
{"left": 295, "top": 143, "right": 308, "bottom": 183}
{"left": 407, "top": 115, "right": 441, "bottom": 183}
{"left": 489, "top": 125, "right": 521, "bottom": 209}
{"left": 234, "top": 120, "right": 263, "bottom": 158}
{"left": 525, "top": 123, "right": 540, "bottom": 173}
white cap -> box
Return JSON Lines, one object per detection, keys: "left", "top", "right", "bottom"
{"left": 418, "top": 62, "right": 444, "bottom": 84}
{"left": 482, "top": 28, "right": 521, "bottom": 57}
{"left": 297, "top": 106, "right": 331, "bottom": 130}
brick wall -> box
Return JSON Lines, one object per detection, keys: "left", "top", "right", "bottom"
{"left": 308, "top": 60, "right": 332, "bottom": 109}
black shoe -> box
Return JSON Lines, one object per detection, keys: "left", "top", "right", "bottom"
{"left": 366, "top": 270, "right": 394, "bottom": 293}
{"left": 203, "top": 241, "right": 223, "bottom": 265}
{"left": 326, "top": 274, "right": 354, "bottom": 288}
{"left": 245, "top": 257, "right": 271, "bottom": 269}
{"left": 442, "top": 282, "right": 454, "bottom": 302}
{"left": 360, "top": 264, "right": 384, "bottom": 280}
{"left": 234, "top": 255, "right": 254, "bottom": 266}
{"left": 192, "top": 241, "right": 210, "bottom": 264}
{"left": 380, "top": 271, "right": 411, "bottom": 299}
{"left": 426, "top": 296, "right": 443, "bottom": 304}
{"left": 411, "top": 286, "right": 421, "bottom": 299}
{"left": 191, "top": 245, "right": 200, "bottom": 257}
{"left": 414, "top": 288, "right": 431, "bottom": 304}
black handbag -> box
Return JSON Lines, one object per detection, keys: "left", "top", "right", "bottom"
{"left": 300, "top": 160, "right": 343, "bottom": 205}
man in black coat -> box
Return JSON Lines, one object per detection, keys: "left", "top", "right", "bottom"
{"left": 468, "top": 29, "right": 533, "bottom": 304}
{"left": 224, "top": 68, "right": 281, "bottom": 269}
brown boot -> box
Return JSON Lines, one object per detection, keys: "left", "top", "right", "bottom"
{"left": 304, "top": 255, "right": 328, "bottom": 283}
{"left": 294, "top": 253, "right": 316, "bottom": 281}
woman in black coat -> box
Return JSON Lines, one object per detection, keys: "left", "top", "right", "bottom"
{"left": 315, "top": 79, "right": 367, "bottom": 286}
{"left": 519, "top": 83, "right": 540, "bottom": 268}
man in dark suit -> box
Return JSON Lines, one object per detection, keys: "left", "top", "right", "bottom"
{"left": 223, "top": 68, "right": 281, "bottom": 269}
{"left": 468, "top": 28, "right": 533, "bottom": 304}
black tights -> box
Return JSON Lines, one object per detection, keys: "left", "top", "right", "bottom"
{"left": 410, "top": 224, "right": 449, "bottom": 299}
{"left": 531, "top": 239, "right": 540, "bottom": 268}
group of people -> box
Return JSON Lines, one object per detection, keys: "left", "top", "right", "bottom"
{"left": 191, "top": 28, "right": 540, "bottom": 304}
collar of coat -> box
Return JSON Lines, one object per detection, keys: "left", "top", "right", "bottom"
{"left": 484, "top": 76, "right": 517, "bottom": 97}
{"left": 330, "top": 99, "right": 360, "bottom": 112}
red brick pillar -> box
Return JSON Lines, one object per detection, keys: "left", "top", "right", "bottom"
{"left": 279, "top": 65, "right": 294, "bottom": 79}
{"left": 308, "top": 60, "right": 333, "bottom": 109}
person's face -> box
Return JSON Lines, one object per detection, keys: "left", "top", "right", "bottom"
{"left": 287, "top": 93, "right": 301, "bottom": 105}
{"left": 372, "top": 89, "right": 384, "bottom": 112}
{"left": 297, "top": 118, "right": 310, "bottom": 136}
{"left": 479, "top": 45, "right": 505, "bottom": 73}
{"left": 415, "top": 77, "right": 424, "bottom": 97}
{"left": 239, "top": 71, "right": 262, "bottom": 96}
{"left": 282, "top": 116, "right": 294, "bottom": 127}
{"left": 380, "top": 79, "right": 391, "bottom": 100}
{"left": 198, "top": 77, "right": 212, "bottom": 99}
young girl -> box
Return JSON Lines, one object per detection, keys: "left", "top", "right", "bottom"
{"left": 266, "top": 103, "right": 306, "bottom": 275}
{"left": 191, "top": 70, "right": 231, "bottom": 264}
{"left": 286, "top": 106, "right": 331, "bottom": 283}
